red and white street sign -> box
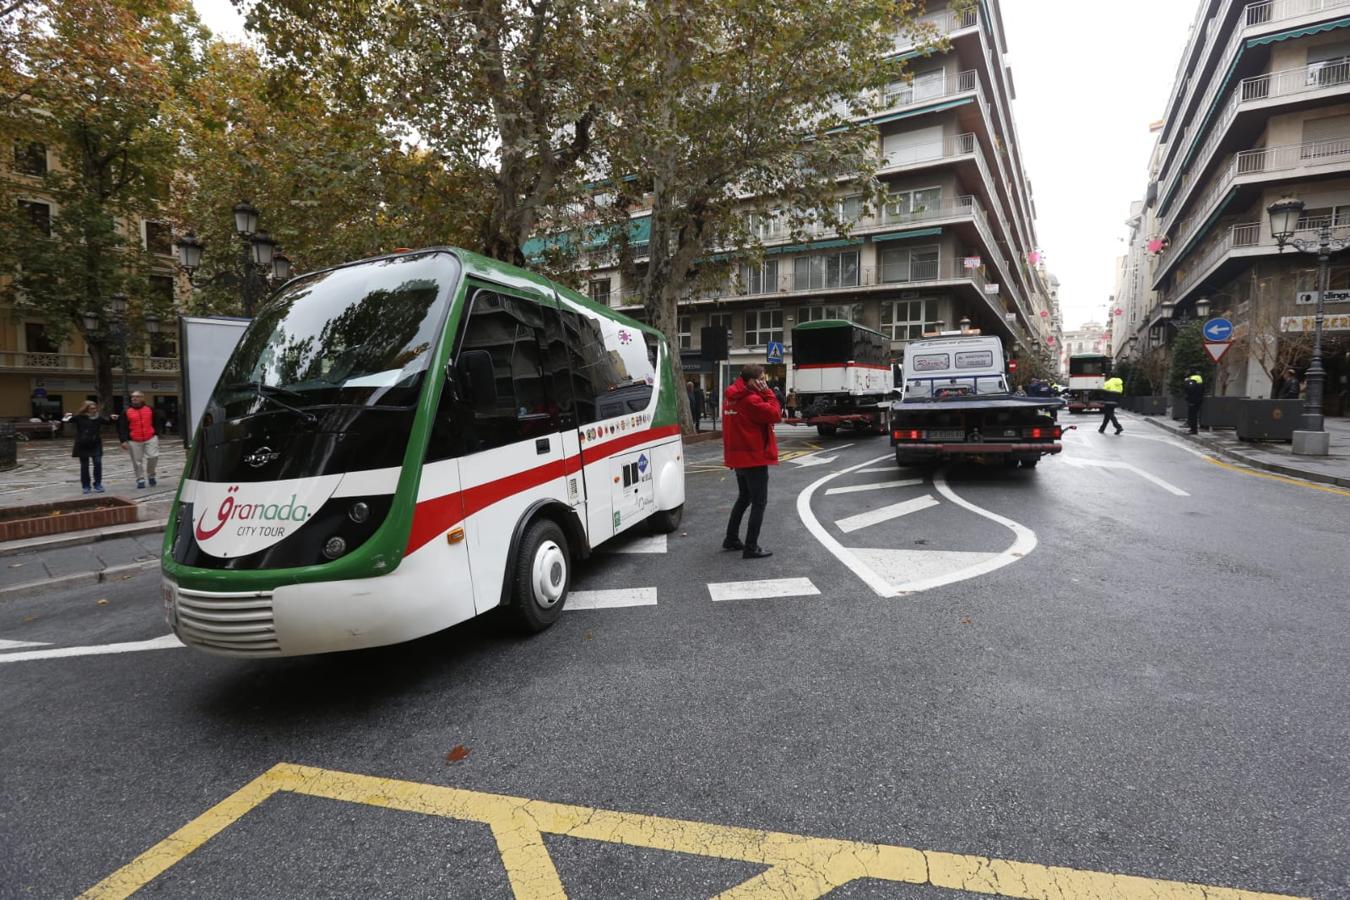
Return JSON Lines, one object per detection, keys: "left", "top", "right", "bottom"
{"left": 1204, "top": 341, "right": 1233, "bottom": 363}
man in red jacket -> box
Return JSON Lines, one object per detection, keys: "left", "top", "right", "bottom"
{"left": 722, "top": 364, "right": 781, "bottom": 559}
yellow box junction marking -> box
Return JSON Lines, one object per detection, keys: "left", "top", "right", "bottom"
{"left": 80, "top": 763, "right": 1305, "bottom": 900}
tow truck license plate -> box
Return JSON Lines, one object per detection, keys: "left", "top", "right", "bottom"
{"left": 926, "top": 429, "right": 964, "bottom": 441}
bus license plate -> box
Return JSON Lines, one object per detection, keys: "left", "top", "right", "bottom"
{"left": 926, "top": 429, "right": 964, "bottom": 441}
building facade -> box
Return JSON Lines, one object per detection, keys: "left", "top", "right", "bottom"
{"left": 568, "top": 1, "right": 1057, "bottom": 394}
{"left": 1128, "top": 0, "right": 1350, "bottom": 413}
{"left": 1059, "top": 322, "right": 1108, "bottom": 374}
{"left": 2, "top": 140, "right": 184, "bottom": 423}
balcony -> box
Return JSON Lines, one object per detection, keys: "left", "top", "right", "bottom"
{"left": 1163, "top": 58, "right": 1350, "bottom": 227}
{"left": 1169, "top": 219, "right": 1350, "bottom": 302}
{"left": 0, "top": 351, "right": 181, "bottom": 375}
{"left": 1160, "top": 0, "right": 1350, "bottom": 209}
{"left": 892, "top": 6, "right": 979, "bottom": 56}
{"left": 1157, "top": 135, "right": 1350, "bottom": 285}
{"left": 876, "top": 69, "right": 978, "bottom": 115}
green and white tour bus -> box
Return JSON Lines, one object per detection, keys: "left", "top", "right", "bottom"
{"left": 162, "top": 248, "right": 685, "bottom": 657}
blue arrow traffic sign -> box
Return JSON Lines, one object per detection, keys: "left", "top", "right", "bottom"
{"left": 766, "top": 341, "right": 785, "bottom": 364}
{"left": 1203, "top": 317, "right": 1234, "bottom": 342}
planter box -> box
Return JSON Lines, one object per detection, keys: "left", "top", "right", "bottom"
{"left": 1171, "top": 395, "right": 1187, "bottom": 420}
{"left": 1200, "top": 395, "right": 1249, "bottom": 430}
{"left": 1236, "top": 399, "right": 1303, "bottom": 442}
{"left": 0, "top": 423, "right": 14, "bottom": 471}
{"left": 1119, "top": 396, "right": 1136, "bottom": 412}
{"left": 1132, "top": 396, "right": 1168, "bottom": 416}
{"left": 0, "top": 497, "right": 139, "bottom": 542}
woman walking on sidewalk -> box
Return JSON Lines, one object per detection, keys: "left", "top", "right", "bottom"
{"left": 62, "top": 401, "right": 113, "bottom": 494}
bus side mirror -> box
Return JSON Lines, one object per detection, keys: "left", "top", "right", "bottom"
{"left": 455, "top": 350, "right": 498, "bottom": 415}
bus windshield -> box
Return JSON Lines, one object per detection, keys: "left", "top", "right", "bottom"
{"left": 209, "top": 253, "right": 458, "bottom": 418}
{"left": 1069, "top": 356, "right": 1107, "bottom": 377}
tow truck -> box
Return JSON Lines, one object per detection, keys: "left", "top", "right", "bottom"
{"left": 890, "top": 332, "right": 1064, "bottom": 469}
{"left": 785, "top": 319, "right": 892, "bottom": 437}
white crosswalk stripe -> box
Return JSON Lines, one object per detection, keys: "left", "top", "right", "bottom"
{"left": 566, "top": 588, "right": 658, "bottom": 610}
{"left": 707, "top": 578, "right": 820, "bottom": 602}
{"left": 824, "top": 478, "right": 923, "bottom": 496}
{"left": 0, "top": 638, "right": 50, "bottom": 651}
{"left": 607, "top": 533, "right": 668, "bottom": 554}
{"left": 834, "top": 494, "right": 939, "bottom": 534}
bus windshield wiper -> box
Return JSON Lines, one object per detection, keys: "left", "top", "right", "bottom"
{"left": 227, "top": 381, "right": 318, "bottom": 423}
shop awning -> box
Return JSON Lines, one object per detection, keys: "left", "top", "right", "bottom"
{"left": 1247, "top": 17, "right": 1350, "bottom": 47}
{"left": 869, "top": 97, "right": 973, "bottom": 127}
{"left": 523, "top": 214, "right": 652, "bottom": 260}
{"left": 872, "top": 227, "right": 942, "bottom": 242}
{"left": 764, "top": 237, "right": 862, "bottom": 255}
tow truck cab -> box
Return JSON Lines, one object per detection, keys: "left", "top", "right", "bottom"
{"left": 890, "top": 335, "right": 1063, "bottom": 468}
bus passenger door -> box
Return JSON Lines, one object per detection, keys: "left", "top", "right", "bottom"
{"left": 541, "top": 295, "right": 584, "bottom": 523}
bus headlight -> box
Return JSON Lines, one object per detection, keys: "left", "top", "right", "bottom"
{"left": 348, "top": 501, "right": 370, "bottom": 524}
{"left": 323, "top": 536, "right": 348, "bottom": 559}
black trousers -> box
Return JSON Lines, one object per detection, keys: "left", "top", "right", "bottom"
{"left": 726, "top": 466, "right": 769, "bottom": 548}
{"left": 78, "top": 448, "right": 103, "bottom": 489}
{"left": 1186, "top": 402, "right": 1201, "bottom": 433}
{"left": 1099, "top": 402, "right": 1121, "bottom": 432}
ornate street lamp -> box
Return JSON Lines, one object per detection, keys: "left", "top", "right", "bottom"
{"left": 272, "top": 252, "right": 292, "bottom": 282}
{"left": 174, "top": 231, "right": 204, "bottom": 279}
{"left": 1268, "top": 194, "right": 1347, "bottom": 455}
{"left": 250, "top": 231, "right": 276, "bottom": 267}
{"left": 1195, "top": 296, "right": 1211, "bottom": 319}
{"left": 233, "top": 201, "right": 259, "bottom": 236}
{"left": 1160, "top": 300, "right": 1175, "bottom": 320}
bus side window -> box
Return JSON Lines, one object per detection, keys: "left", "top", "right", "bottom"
{"left": 539, "top": 300, "right": 577, "bottom": 428}
{"left": 562, "top": 308, "right": 620, "bottom": 424}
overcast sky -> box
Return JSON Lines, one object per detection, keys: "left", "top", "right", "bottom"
{"left": 191, "top": 0, "right": 1200, "bottom": 330}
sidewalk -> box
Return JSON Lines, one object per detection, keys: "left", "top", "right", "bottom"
{"left": 0, "top": 531, "right": 162, "bottom": 599}
{"left": 0, "top": 436, "right": 183, "bottom": 520}
{"left": 1130, "top": 410, "right": 1350, "bottom": 488}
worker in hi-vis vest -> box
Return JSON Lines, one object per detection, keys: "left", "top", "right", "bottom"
{"left": 1099, "top": 375, "right": 1124, "bottom": 435}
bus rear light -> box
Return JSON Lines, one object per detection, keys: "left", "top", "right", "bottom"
{"left": 893, "top": 429, "right": 922, "bottom": 441}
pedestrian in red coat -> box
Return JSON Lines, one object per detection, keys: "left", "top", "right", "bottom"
{"left": 722, "top": 364, "right": 781, "bottom": 559}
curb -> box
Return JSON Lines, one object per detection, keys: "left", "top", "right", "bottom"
{"left": 0, "top": 558, "right": 159, "bottom": 601}
{"left": 0, "top": 520, "right": 167, "bottom": 558}
{"left": 1135, "top": 415, "right": 1350, "bottom": 489}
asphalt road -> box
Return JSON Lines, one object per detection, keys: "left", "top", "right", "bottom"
{"left": 2, "top": 412, "right": 1348, "bottom": 899}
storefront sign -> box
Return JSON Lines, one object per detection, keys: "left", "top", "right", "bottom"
{"left": 1280, "top": 314, "right": 1350, "bottom": 332}
{"left": 1295, "top": 290, "right": 1350, "bottom": 305}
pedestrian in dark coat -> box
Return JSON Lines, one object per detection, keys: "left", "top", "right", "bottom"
{"left": 687, "top": 381, "right": 705, "bottom": 432}
{"left": 63, "top": 401, "right": 113, "bottom": 493}
{"left": 722, "top": 364, "right": 781, "bottom": 559}
{"left": 1277, "top": 369, "right": 1301, "bottom": 399}
{"left": 1183, "top": 373, "right": 1205, "bottom": 434}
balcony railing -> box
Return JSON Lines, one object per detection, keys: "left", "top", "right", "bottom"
{"left": 718, "top": 257, "right": 993, "bottom": 302}
{"left": 878, "top": 69, "right": 978, "bottom": 113}
{"left": 880, "top": 132, "right": 977, "bottom": 170}
{"left": 1162, "top": 135, "right": 1350, "bottom": 279}
{"left": 893, "top": 6, "right": 979, "bottom": 55}
{"left": 1161, "top": 0, "right": 1350, "bottom": 209}
{"left": 0, "top": 351, "right": 181, "bottom": 374}
{"left": 1165, "top": 58, "right": 1350, "bottom": 227}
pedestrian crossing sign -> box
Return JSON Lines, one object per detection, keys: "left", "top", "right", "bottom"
{"left": 767, "top": 341, "right": 784, "bottom": 363}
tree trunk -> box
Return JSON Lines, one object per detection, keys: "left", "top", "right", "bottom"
{"left": 86, "top": 338, "right": 118, "bottom": 415}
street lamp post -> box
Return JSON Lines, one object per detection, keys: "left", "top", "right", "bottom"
{"left": 1268, "top": 196, "right": 1344, "bottom": 456}
{"left": 176, "top": 203, "right": 292, "bottom": 316}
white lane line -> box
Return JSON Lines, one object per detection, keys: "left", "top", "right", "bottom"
{"left": 0, "top": 633, "right": 183, "bottom": 664}
{"left": 1060, "top": 457, "right": 1190, "bottom": 496}
{"left": 824, "top": 478, "right": 923, "bottom": 496}
{"left": 0, "top": 638, "right": 50, "bottom": 650}
{"left": 608, "top": 534, "right": 668, "bottom": 554}
{"left": 789, "top": 444, "right": 855, "bottom": 468}
{"left": 708, "top": 577, "right": 820, "bottom": 602}
{"left": 796, "top": 454, "right": 901, "bottom": 598}
{"left": 834, "top": 495, "right": 939, "bottom": 534}
{"left": 566, "top": 588, "right": 658, "bottom": 610}
{"left": 1117, "top": 431, "right": 1213, "bottom": 459}
{"left": 847, "top": 548, "right": 998, "bottom": 588}
{"left": 854, "top": 466, "right": 898, "bottom": 474}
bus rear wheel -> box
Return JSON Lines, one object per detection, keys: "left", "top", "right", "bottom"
{"left": 649, "top": 504, "right": 683, "bottom": 533}
{"left": 509, "top": 519, "right": 570, "bottom": 632}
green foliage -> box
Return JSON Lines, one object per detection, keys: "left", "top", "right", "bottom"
{"left": 1168, "top": 321, "right": 1209, "bottom": 396}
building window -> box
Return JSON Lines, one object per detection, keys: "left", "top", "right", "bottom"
{"left": 884, "top": 187, "right": 943, "bottom": 222}
{"left": 792, "top": 251, "right": 859, "bottom": 291}
{"left": 588, "top": 278, "right": 612, "bottom": 305}
{"left": 738, "top": 258, "right": 780, "bottom": 295}
{"left": 880, "top": 299, "right": 941, "bottom": 341}
{"left": 879, "top": 244, "right": 940, "bottom": 283}
{"left": 707, "top": 312, "right": 734, "bottom": 348}
{"left": 13, "top": 141, "right": 46, "bottom": 176}
{"left": 799, "top": 304, "right": 863, "bottom": 324}
{"left": 18, "top": 199, "right": 51, "bottom": 235}
{"left": 748, "top": 209, "right": 783, "bottom": 240}
{"left": 24, "top": 323, "right": 59, "bottom": 353}
{"left": 1296, "top": 205, "right": 1350, "bottom": 231}
{"left": 678, "top": 316, "right": 692, "bottom": 350}
{"left": 144, "top": 221, "right": 173, "bottom": 255}
{"left": 745, "top": 309, "right": 783, "bottom": 346}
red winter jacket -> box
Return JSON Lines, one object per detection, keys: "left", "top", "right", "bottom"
{"left": 722, "top": 379, "right": 781, "bottom": 468}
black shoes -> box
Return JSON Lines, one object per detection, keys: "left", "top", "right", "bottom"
{"left": 742, "top": 547, "right": 773, "bottom": 559}
{"left": 722, "top": 537, "right": 745, "bottom": 551}
{"left": 1115, "top": 428, "right": 1123, "bottom": 435}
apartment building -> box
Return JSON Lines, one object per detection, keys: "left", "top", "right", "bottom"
{"left": 1059, "top": 322, "right": 1108, "bottom": 375}
{"left": 1, "top": 140, "right": 184, "bottom": 423}
{"left": 1133, "top": 0, "right": 1350, "bottom": 413}
{"left": 562, "top": 0, "right": 1057, "bottom": 393}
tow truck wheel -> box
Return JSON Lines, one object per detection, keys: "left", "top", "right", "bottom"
{"left": 508, "top": 519, "right": 570, "bottom": 632}
{"left": 1021, "top": 458, "right": 1039, "bottom": 469}
{"left": 816, "top": 424, "right": 837, "bottom": 438}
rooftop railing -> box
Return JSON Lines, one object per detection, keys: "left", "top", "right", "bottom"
{"left": 892, "top": 6, "right": 979, "bottom": 55}
{"left": 0, "top": 351, "right": 179, "bottom": 373}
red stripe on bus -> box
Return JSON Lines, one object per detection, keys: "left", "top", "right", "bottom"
{"left": 405, "top": 424, "right": 681, "bottom": 555}
{"left": 793, "top": 362, "right": 892, "bottom": 370}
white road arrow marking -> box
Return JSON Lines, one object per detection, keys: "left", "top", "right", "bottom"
{"left": 1061, "top": 457, "right": 1190, "bottom": 496}
{"left": 834, "top": 495, "right": 939, "bottom": 534}
{"left": 0, "top": 633, "right": 182, "bottom": 664}
{"left": 607, "top": 533, "right": 668, "bottom": 554}
{"left": 789, "top": 444, "right": 855, "bottom": 467}
{"left": 0, "top": 638, "right": 50, "bottom": 651}
{"left": 825, "top": 478, "right": 923, "bottom": 496}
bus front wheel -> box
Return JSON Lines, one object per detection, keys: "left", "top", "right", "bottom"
{"left": 509, "top": 519, "right": 571, "bottom": 632}
{"left": 649, "top": 504, "right": 683, "bottom": 533}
